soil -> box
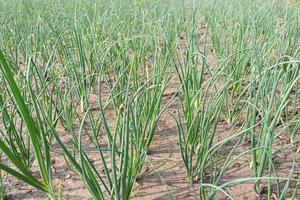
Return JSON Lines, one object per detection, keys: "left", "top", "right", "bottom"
{"left": 3, "top": 26, "right": 300, "bottom": 200}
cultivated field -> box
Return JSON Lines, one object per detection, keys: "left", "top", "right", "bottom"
{"left": 0, "top": 0, "right": 300, "bottom": 199}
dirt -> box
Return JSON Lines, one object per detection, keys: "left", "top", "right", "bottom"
{"left": 3, "top": 26, "right": 300, "bottom": 200}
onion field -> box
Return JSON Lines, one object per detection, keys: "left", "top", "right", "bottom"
{"left": 0, "top": 0, "right": 299, "bottom": 199}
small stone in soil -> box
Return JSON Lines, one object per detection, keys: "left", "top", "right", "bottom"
{"left": 65, "top": 174, "right": 71, "bottom": 179}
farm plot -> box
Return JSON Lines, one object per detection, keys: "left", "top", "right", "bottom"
{"left": 0, "top": 0, "right": 299, "bottom": 199}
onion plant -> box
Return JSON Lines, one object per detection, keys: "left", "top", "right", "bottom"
{"left": 173, "top": 6, "right": 227, "bottom": 183}
{"left": 0, "top": 50, "right": 56, "bottom": 199}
